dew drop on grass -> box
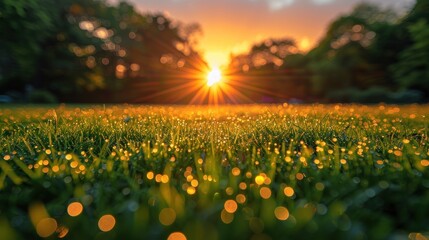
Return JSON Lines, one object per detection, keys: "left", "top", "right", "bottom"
{"left": 127, "top": 201, "right": 139, "bottom": 212}
{"left": 274, "top": 207, "right": 289, "bottom": 221}
{"left": 224, "top": 200, "right": 238, "bottom": 214}
{"left": 159, "top": 208, "right": 176, "bottom": 226}
{"left": 36, "top": 218, "right": 57, "bottom": 237}
{"left": 378, "top": 181, "right": 389, "bottom": 189}
{"left": 168, "top": 232, "right": 187, "bottom": 240}
{"left": 98, "top": 214, "right": 116, "bottom": 232}
{"left": 317, "top": 204, "right": 328, "bottom": 215}
{"left": 365, "top": 189, "right": 376, "bottom": 198}
{"left": 67, "top": 202, "right": 83, "bottom": 217}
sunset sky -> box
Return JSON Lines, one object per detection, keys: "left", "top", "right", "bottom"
{"left": 127, "top": 0, "right": 414, "bottom": 68}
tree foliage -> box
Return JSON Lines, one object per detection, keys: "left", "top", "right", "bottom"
{"left": 0, "top": 0, "right": 206, "bottom": 102}
{"left": 224, "top": 1, "right": 428, "bottom": 103}
{"left": 229, "top": 38, "right": 298, "bottom": 72}
{"left": 0, "top": 0, "right": 55, "bottom": 87}
{"left": 393, "top": 20, "right": 429, "bottom": 96}
{"left": 306, "top": 3, "right": 400, "bottom": 96}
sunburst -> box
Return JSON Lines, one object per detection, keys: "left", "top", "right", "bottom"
{"left": 128, "top": 53, "right": 289, "bottom": 105}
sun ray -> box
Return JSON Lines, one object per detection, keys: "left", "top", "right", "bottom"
{"left": 189, "top": 85, "right": 210, "bottom": 105}
{"left": 126, "top": 47, "right": 299, "bottom": 105}
{"left": 131, "top": 79, "right": 200, "bottom": 103}
{"left": 218, "top": 82, "right": 254, "bottom": 103}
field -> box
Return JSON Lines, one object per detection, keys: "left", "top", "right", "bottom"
{"left": 1, "top": 104, "right": 428, "bottom": 240}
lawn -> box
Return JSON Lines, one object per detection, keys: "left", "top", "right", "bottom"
{"left": 0, "top": 104, "right": 428, "bottom": 240}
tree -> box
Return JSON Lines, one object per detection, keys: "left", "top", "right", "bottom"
{"left": 393, "top": 20, "right": 429, "bottom": 97}
{"left": 228, "top": 38, "right": 297, "bottom": 73}
{"left": 307, "top": 3, "right": 400, "bottom": 97}
{"left": 0, "top": 0, "right": 55, "bottom": 90}
{"left": 225, "top": 38, "right": 312, "bottom": 102}
{"left": 0, "top": 0, "right": 207, "bottom": 103}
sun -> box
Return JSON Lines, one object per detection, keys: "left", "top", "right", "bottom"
{"left": 206, "top": 68, "right": 222, "bottom": 87}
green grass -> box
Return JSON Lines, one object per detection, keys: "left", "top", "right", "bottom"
{"left": 1, "top": 104, "right": 428, "bottom": 240}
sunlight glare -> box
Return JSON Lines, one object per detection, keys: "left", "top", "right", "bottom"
{"left": 207, "top": 68, "right": 222, "bottom": 87}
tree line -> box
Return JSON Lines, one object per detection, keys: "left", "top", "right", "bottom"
{"left": 227, "top": 0, "right": 429, "bottom": 103}
{"left": 1, "top": 0, "right": 428, "bottom": 103}
{"left": 0, "top": 0, "right": 207, "bottom": 103}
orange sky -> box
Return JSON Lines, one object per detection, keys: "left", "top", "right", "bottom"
{"left": 128, "top": 0, "right": 413, "bottom": 68}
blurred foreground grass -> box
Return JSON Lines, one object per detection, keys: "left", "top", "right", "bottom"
{"left": 0, "top": 104, "right": 429, "bottom": 240}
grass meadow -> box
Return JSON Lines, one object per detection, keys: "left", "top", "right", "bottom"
{"left": 1, "top": 104, "right": 428, "bottom": 240}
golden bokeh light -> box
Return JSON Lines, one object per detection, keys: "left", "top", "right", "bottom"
{"left": 284, "top": 187, "right": 294, "bottom": 197}
{"left": 206, "top": 68, "right": 222, "bottom": 87}
{"left": 168, "top": 232, "right": 187, "bottom": 240}
{"left": 67, "top": 202, "right": 83, "bottom": 217}
{"left": 57, "top": 226, "right": 69, "bottom": 238}
{"left": 98, "top": 214, "right": 116, "bottom": 232}
{"left": 187, "top": 186, "right": 196, "bottom": 195}
{"left": 225, "top": 187, "right": 234, "bottom": 195}
{"left": 221, "top": 209, "right": 234, "bottom": 224}
{"left": 36, "top": 218, "right": 58, "bottom": 238}
{"left": 274, "top": 206, "right": 289, "bottom": 221}
{"left": 224, "top": 199, "right": 238, "bottom": 213}
{"left": 259, "top": 187, "right": 272, "bottom": 199}
{"left": 159, "top": 208, "right": 176, "bottom": 226}
{"left": 264, "top": 177, "right": 271, "bottom": 185}
{"left": 146, "top": 171, "right": 154, "bottom": 180}
{"left": 161, "top": 174, "right": 170, "bottom": 183}
{"left": 236, "top": 194, "right": 246, "bottom": 204}
{"left": 231, "top": 167, "right": 241, "bottom": 176}
{"left": 296, "top": 173, "right": 304, "bottom": 180}
{"left": 191, "top": 179, "right": 199, "bottom": 187}
{"left": 394, "top": 150, "right": 403, "bottom": 157}
{"left": 52, "top": 165, "right": 60, "bottom": 172}
{"left": 155, "top": 174, "right": 163, "bottom": 182}
{"left": 255, "top": 175, "right": 265, "bottom": 185}
{"left": 239, "top": 182, "right": 247, "bottom": 190}
{"left": 315, "top": 182, "right": 325, "bottom": 191}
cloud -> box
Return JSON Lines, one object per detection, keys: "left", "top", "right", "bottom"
{"left": 266, "top": 0, "right": 295, "bottom": 10}
{"left": 264, "top": 0, "right": 336, "bottom": 10}
{"left": 311, "top": 0, "right": 335, "bottom": 5}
